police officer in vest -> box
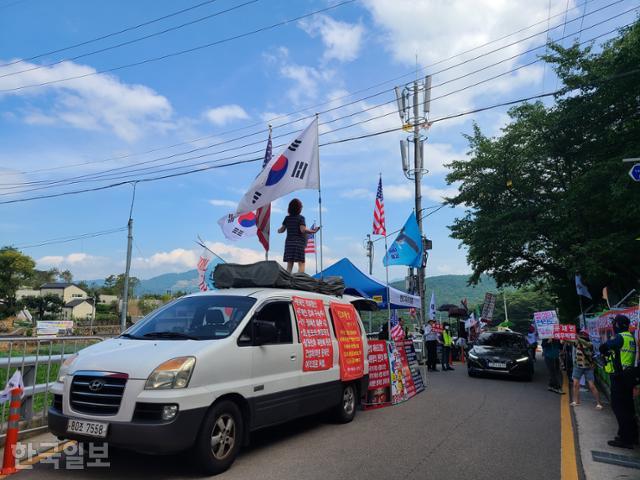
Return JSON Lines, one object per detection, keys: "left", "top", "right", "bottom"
{"left": 599, "top": 314, "right": 638, "bottom": 449}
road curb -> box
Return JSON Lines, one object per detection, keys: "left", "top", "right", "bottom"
{"left": 561, "top": 372, "right": 580, "bottom": 480}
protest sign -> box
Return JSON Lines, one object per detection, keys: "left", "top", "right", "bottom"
{"left": 364, "top": 340, "right": 391, "bottom": 409}
{"left": 398, "top": 339, "right": 425, "bottom": 396}
{"left": 481, "top": 293, "right": 497, "bottom": 322}
{"left": 292, "top": 297, "right": 334, "bottom": 372}
{"left": 596, "top": 306, "right": 639, "bottom": 333}
{"left": 534, "top": 310, "right": 559, "bottom": 339}
{"left": 431, "top": 323, "right": 444, "bottom": 334}
{"left": 553, "top": 324, "right": 577, "bottom": 341}
{"left": 330, "top": 303, "right": 364, "bottom": 381}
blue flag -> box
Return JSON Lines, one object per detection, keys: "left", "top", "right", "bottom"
{"left": 383, "top": 212, "right": 423, "bottom": 267}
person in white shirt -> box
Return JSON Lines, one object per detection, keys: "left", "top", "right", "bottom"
{"left": 423, "top": 319, "right": 439, "bottom": 372}
{"left": 527, "top": 324, "right": 538, "bottom": 362}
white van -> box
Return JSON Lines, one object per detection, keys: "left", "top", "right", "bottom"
{"left": 48, "top": 288, "right": 372, "bottom": 474}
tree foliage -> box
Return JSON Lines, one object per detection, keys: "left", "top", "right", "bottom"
{"left": 446, "top": 23, "right": 640, "bottom": 321}
{"left": 19, "top": 294, "right": 64, "bottom": 323}
{"left": 0, "top": 247, "right": 36, "bottom": 316}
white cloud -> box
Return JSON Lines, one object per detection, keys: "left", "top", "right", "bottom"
{"left": 0, "top": 60, "right": 173, "bottom": 142}
{"left": 340, "top": 188, "right": 372, "bottom": 199}
{"left": 280, "top": 64, "right": 335, "bottom": 103}
{"left": 204, "top": 104, "right": 249, "bottom": 126}
{"left": 133, "top": 248, "right": 198, "bottom": 271}
{"left": 362, "top": 0, "right": 571, "bottom": 120}
{"left": 300, "top": 14, "right": 365, "bottom": 63}
{"left": 384, "top": 183, "right": 413, "bottom": 201}
{"left": 209, "top": 199, "right": 237, "bottom": 209}
{"left": 423, "top": 186, "right": 459, "bottom": 203}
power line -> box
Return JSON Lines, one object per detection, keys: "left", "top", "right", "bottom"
{"left": 6, "top": 65, "right": 639, "bottom": 207}
{"left": 4, "top": 0, "right": 603, "bottom": 178}
{"left": 0, "top": 0, "right": 224, "bottom": 68}
{"left": 12, "top": 226, "right": 127, "bottom": 249}
{"left": 0, "top": 0, "right": 260, "bottom": 80}
{"left": 0, "top": 0, "right": 357, "bottom": 93}
{"left": 2, "top": 8, "right": 630, "bottom": 193}
{"left": 371, "top": 205, "right": 448, "bottom": 244}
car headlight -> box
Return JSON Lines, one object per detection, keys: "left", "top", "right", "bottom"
{"left": 145, "top": 357, "right": 196, "bottom": 390}
{"left": 57, "top": 353, "right": 79, "bottom": 382}
{"left": 468, "top": 352, "right": 478, "bottom": 360}
{"left": 516, "top": 356, "right": 529, "bottom": 363}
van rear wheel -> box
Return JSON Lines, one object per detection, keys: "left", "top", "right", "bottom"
{"left": 334, "top": 383, "right": 357, "bottom": 423}
{"left": 194, "top": 400, "right": 243, "bottom": 475}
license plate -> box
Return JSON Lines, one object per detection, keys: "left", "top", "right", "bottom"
{"left": 488, "top": 362, "right": 507, "bottom": 369}
{"left": 67, "top": 419, "right": 108, "bottom": 438}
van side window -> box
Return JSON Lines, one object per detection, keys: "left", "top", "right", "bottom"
{"left": 239, "top": 301, "right": 293, "bottom": 345}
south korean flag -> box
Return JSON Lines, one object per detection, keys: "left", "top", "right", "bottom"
{"left": 217, "top": 213, "right": 258, "bottom": 242}
{"left": 237, "top": 118, "right": 319, "bottom": 214}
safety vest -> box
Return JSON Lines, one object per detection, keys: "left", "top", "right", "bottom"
{"left": 443, "top": 330, "right": 453, "bottom": 347}
{"left": 604, "top": 331, "right": 636, "bottom": 374}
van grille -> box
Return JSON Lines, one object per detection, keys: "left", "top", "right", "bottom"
{"left": 70, "top": 372, "right": 128, "bottom": 416}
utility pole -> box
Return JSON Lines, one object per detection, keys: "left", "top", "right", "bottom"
{"left": 120, "top": 182, "right": 137, "bottom": 333}
{"left": 365, "top": 234, "right": 374, "bottom": 333}
{"left": 395, "top": 75, "right": 432, "bottom": 328}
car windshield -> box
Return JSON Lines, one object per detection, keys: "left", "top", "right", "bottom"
{"left": 476, "top": 333, "right": 525, "bottom": 349}
{"left": 125, "top": 295, "right": 256, "bottom": 340}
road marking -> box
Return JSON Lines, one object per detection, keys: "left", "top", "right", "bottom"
{"left": 561, "top": 374, "right": 579, "bottom": 480}
{"left": 0, "top": 440, "right": 76, "bottom": 478}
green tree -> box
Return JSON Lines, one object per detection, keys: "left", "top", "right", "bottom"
{"left": 100, "top": 274, "right": 138, "bottom": 298}
{"left": 59, "top": 270, "right": 73, "bottom": 283}
{"left": 0, "top": 247, "right": 36, "bottom": 316}
{"left": 445, "top": 23, "right": 640, "bottom": 321}
{"left": 29, "top": 268, "right": 59, "bottom": 288}
{"left": 19, "top": 294, "right": 64, "bottom": 324}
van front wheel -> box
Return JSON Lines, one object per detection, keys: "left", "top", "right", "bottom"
{"left": 334, "top": 383, "right": 357, "bottom": 423}
{"left": 194, "top": 400, "right": 243, "bottom": 475}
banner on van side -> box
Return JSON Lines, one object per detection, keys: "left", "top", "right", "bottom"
{"left": 292, "top": 297, "right": 334, "bottom": 372}
{"left": 363, "top": 340, "right": 391, "bottom": 409}
{"left": 329, "top": 302, "right": 364, "bottom": 381}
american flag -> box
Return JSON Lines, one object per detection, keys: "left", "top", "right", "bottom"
{"left": 305, "top": 223, "right": 316, "bottom": 254}
{"left": 373, "top": 177, "right": 386, "bottom": 235}
{"left": 389, "top": 310, "right": 405, "bottom": 342}
{"left": 255, "top": 131, "right": 272, "bottom": 252}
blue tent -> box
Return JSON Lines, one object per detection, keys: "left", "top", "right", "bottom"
{"left": 315, "top": 258, "right": 421, "bottom": 310}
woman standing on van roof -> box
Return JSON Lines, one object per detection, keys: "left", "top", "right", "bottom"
{"left": 278, "top": 198, "right": 319, "bottom": 273}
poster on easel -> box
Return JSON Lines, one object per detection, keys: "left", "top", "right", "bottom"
{"left": 363, "top": 340, "right": 391, "bottom": 409}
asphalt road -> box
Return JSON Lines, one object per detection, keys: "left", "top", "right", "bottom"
{"left": 20, "top": 359, "right": 562, "bottom": 480}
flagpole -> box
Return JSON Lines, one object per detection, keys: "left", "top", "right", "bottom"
{"left": 314, "top": 219, "right": 318, "bottom": 275}
{"left": 315, "top": 114, "right": 324, "bottom": 278}
{"left": 384, "top": 232, "right": 392, "bottom": 339}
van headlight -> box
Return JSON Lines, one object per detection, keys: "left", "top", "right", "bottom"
{"left": 516, "top": 356, "right": 529, "bottom": 363}
{"left": 57, "top": 353, "right": 79, "bottom": 382}
{"left": 468, "top": 352, "right": 478, "bottom": 360}
{"left": 145, "top": 357, "right": 196, "bottom": 390}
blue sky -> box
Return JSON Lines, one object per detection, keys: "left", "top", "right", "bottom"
{"left": 0, "top": 0, "right": 636, "bottom": 281}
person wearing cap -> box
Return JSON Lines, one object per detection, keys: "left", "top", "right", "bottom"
{"left": 599, "top": 314, "right": 638, "bottom": 449}
{"left": 423, "top": 319, "right": 439, "bottom": 372}
{"left": 570, "top": 330, "right": 603, "bottom": 410}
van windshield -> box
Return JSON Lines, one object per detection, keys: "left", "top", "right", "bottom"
{"left": 124, "top": 295, "right": 256, "bottom": 340}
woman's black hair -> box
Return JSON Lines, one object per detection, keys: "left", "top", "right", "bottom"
{"left": 288, "top": 198, "right": 302, "bottom": 215}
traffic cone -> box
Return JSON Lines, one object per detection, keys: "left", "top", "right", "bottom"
{"left": 2, "top": 388, "right": 23, "bottom": 475}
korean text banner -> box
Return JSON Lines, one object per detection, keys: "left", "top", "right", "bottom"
{"left": 534, "top": 310, "right": 559, "bottom": 339}
{"left": 292, "top": 296, "right": 333, "bottom": 372}
{"left": 364, "top": 340, "right": 391, "bottom": 409}
{"left": 330, "top": 303, "right": 364, "bottom": 381}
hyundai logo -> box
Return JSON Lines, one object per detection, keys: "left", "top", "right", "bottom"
{"left": 88, "top": 379, "right": 105, "bottom": 392}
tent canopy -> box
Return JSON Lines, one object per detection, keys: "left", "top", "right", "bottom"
{"left": 314, "top": 258, "right": 420, "bottom": 309}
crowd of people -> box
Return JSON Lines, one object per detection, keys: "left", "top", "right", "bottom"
{"left": 535, "top": 314, "right": 638, "bottom": 450}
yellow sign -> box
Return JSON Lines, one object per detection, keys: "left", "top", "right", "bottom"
{"left": 372, "top": 295, "right": 383, "bottom": 303}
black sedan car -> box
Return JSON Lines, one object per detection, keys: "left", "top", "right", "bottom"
{"left": 467, "top": 331, "right": 534, "bottom": 381}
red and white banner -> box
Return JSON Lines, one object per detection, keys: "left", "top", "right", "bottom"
{"left": 330, "top": 303, "right": 364, "bottom": 381}
{"left": 292, "top": 296, "right": 333, "bottom": 372}
{"left": 553, "top": 324, "right": 577, "bottom": 341}
{"left": 364, "top": 340, "right": 391, "bottom": 409}
{"left": 431, "top": 323, "right": 444, "bottom": 334}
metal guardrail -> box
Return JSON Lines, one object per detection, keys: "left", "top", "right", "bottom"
{"left": 0, "top": 336, "right": 103, "bottom": 439}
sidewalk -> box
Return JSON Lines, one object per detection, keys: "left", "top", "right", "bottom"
{"left": 571, "top": 383, "right": 640, "bottom": 479}
{"left": 0, "top": 430, "right": 63, "bottom": 466}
